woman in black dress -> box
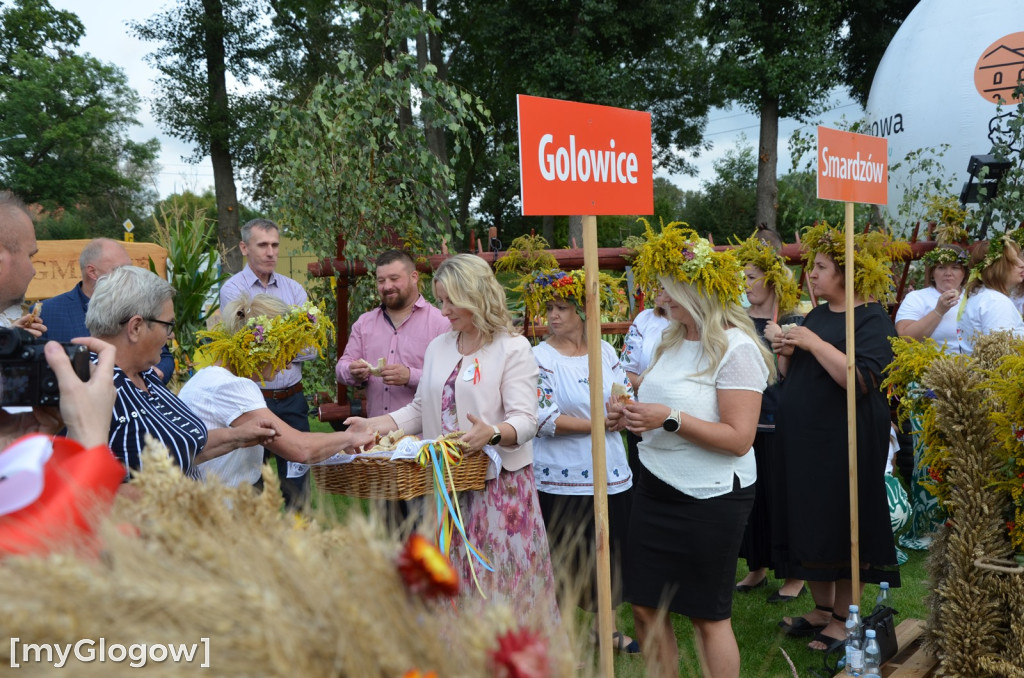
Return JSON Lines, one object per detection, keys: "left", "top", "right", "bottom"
{"left": 732, "top": 235, "right": 806, "bottom": 602}
{"left": 768, "top": 225, "right": 905, "bottom": 653}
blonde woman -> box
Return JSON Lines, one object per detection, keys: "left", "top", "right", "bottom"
{"left": 607, "top": 225, "right": 774, "bottom": 678}
{"left": 345, "top": 254, "right": 557, "bottom": 623}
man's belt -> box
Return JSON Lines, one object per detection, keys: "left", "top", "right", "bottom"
{"left": 260, "top": 383, "right": 303, "bottom": 400}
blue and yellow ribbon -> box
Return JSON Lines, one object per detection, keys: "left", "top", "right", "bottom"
{"left": 416, "top": 437, "right": 492, "bottom": 597}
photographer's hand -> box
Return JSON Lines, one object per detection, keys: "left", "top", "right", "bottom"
{"left": 45, "top": 337, "right": 117, "bottom": 449}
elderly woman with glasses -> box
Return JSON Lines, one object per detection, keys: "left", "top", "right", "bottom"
{"left": 85, "top": 266, "right": 276, "bottom": 479}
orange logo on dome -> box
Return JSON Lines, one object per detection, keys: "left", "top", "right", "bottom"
{"left": 975, "top": 32, "right": 1024, "bottom": 104}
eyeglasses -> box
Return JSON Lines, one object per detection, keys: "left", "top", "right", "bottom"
{"left": 146, "top": 318, "right": 175, "bottom": 337}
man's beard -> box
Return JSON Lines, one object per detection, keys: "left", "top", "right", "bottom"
{"left": 382, "top": 288, "right": 411, "bottom": 310}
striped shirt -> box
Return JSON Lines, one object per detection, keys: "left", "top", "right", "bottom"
{"left": 108, "top": 366, "right": 207, "bottom": 479}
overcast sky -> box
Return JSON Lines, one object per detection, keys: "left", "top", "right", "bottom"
{"left": 55, "top": 0, "right": 862, "bottom": 203}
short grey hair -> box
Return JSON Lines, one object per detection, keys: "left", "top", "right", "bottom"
{"left": 79, "top": 237, "right": 123, "bottom": 270}
{"left": 86, "top": 266, "right": 176, "bottom": 338}
{"left": 0, "top": 191, "right": 32, "bottom": 253}
{"left": 240, "top": 218, "right": 279, "bottom": 244}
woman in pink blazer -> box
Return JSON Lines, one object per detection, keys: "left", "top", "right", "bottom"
{"left": 346, "top": 254, "right": 558, "bottom": 625}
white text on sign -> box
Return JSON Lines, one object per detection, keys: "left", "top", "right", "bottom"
{"left": 819, "top": 148, "right": 885, "bottom": 184}
{"left": 537, "top": 134, "right": 639, "bottom": 184}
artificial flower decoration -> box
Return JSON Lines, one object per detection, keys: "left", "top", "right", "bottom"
{"left": 488, "top": 627, "right": 550, "bottom": 678}
{"left": 629, "top": 219, "right": 745, "bottom": 306}
{"left": 731, "top": 233, "right": 801, "bottom": 316}
{"left": 516, "top": 268, "right": 624, "bottom": 324}
{"left": 396, "top": 533, "right": 460, "bottom": 599}
{"left": 196, "top": 300, "right": 332, "bottom": 383}
{"left": 800, "top": 222, "right": 910, "bottom": 304}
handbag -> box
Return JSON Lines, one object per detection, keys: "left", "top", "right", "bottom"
{"left": 813, "top": 605, "right": 899, "bottom": 678}
{"left": 863, "top": 604, "right": 899, "bottom": 664}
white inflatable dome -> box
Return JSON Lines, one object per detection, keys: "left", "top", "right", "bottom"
{"left": 866, "top": 0, "right": 1024, "bottom": 229}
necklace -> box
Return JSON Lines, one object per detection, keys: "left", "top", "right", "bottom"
{"left": 457, "top": 332, "right": 481, "bottom": 355}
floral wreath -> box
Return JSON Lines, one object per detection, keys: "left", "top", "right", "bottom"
{"left": 921, "top": 244, "right": 970, "bottom": 269}
{"left": 197, "top": 300, "right": 332, "bottom": 382}
{"left": 731, "top": 233, "right": 801, "bottom": 315}
{"left": 517, "top": 268, "right": 623, "bottom": 322}
{"left": 800, "top": 222, "right": 910, "bottom": 304}
{"left": 628, "top": 219, "right": 744, "bottom": 306}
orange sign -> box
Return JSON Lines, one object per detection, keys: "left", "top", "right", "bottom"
{"left": 517, "top": 95, "right": 653, "bottom": 216}
{"left": 816, "top": 126, "right": 888, "bottom": 205}
{"left": 974, "top": 32, "right": 1024, "bottom": 104}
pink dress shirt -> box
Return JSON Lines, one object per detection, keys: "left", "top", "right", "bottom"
{"left": 335, "top": 296, "right": 450, "bottom": 417}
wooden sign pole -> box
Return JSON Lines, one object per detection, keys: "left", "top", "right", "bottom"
{"left": 583, "top": 214, "right": 614, "bottom": 678}
{"left": 844, "top": 201, "right": 861, "bottom": 597}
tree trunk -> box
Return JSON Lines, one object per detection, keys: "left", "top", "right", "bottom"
{"left": 568, "top": 215, "right": 583, "bottom": 248}
{"left": 755, "top": 95, "right": 779, "bottom": 233}
{"left": 202, "top": 0, "right": 241, "bottom": 273}
{"left": 542, "top": 215, "right": 554, "bottom": 244}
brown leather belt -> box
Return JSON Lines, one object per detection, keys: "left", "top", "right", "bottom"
{"left": 260, "top": 383, "right": 303, "bottom": 400}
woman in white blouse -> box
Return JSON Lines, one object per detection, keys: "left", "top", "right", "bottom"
{"left": 607, "top": 227, "right": 773, "bottom": 678}
{"left": 527, "top": 269, "right": 637, "bottom": 652}
{"left": 895, "top": 244, "right": 968, "bottom": 350}
{"left": 957, "top": 234, "right": 1024, "bottom": 354}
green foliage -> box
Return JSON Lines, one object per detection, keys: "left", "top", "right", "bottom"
{"left": 678, "top": 141, "right": 757, "bottom": 243}
{"left": 149, "top": 203, "right": 227, "bottom": 383}
{"left": 0, "top": 0, "right": 160, "bottom": 211}
{"left": 264, "top": 0, "right": 487, "bottom": 270}
{"left": 443, "top": 0, "right": 714, "bottom": 240}
{"left": 974, "top": 83, "right": 1024, "bottom": 235}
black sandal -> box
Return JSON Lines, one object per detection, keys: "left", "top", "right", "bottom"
{"left": 778, "top": 604, "right": 833, "bottom": 637}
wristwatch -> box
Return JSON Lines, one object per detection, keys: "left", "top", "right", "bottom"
{"left": 488, "top": 425, "right": 503, "bottom": 446}
{"left": 662, "top": 409, "right": 681, "bottom": 433}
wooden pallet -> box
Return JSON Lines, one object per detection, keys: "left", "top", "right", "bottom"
{"left": 832, "top": 618, "right": 937, "bottom": 678}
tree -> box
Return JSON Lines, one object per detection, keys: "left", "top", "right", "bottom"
{"left": 441, "top": 0, "right": 716, "bottom": 245}
{"left": 131, "top": 0, "right": 273, "bottom": 273}
{"left": 678, "top": 141, "right": 758, "bottom": 243}
{"left": 838, "top": 0, "right": 919, "bottom": 107}
{"left": 0, "top": 0, "right": 159, "bottom": 212}
{"left": 700, "top": 1, "right": 846, "bottom": 235}
{"left": 265, "top": 0, "right": 487, "bottom": 269}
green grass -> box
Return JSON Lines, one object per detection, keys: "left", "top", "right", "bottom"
{"left": 302, "top": 416, "right": 931, "bottom": 677}
{"left": 596, "top": 550, "right": 929, "bottom": 677}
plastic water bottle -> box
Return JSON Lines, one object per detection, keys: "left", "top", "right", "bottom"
{"left": 875, "top": 581, "right": 890, "bottom": 611}
{"left": 844, "top": 604, "right": 864, "bottom": 676}
{"left": 863, "top": 628, "right": 882, "bottom": 675}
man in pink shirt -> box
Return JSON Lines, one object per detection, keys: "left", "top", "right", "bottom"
{"left": 336, "top": 249, "right": 450, "bottom": 420}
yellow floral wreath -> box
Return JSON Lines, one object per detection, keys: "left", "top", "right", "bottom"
{"left": 197, "top": 300, "right": 332, "bottom": 383}
{"left": 732, "top": 234, "right": 801, "bottom": 316}
{"left": 629, "top": 219, "right": 744, "bottom": 306}
{"left": 800, "top": 222, "right": 909, "bottom": 304}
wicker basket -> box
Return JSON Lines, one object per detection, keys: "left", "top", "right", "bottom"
{"left": 310, "top": 451, "right": 490, "bottom": 500}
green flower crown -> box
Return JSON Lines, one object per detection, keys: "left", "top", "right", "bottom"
{"left": 517, "top": 268, "right": 623, "bottom": 322}
{"left": 921, "top": 245, "right": 970, "bottom": 269}
{"left": 629, "top": 219, "right": 745, "bottom": 306}
{"left": 197, "top": 300, "right": 332, "bottom": 383}
{"left": 731, "top": 233, "right": 801, "bottom": 315}
{"left": 800, "top": 222, "right": 910, "bottom": 304}
{"left": 971, "top": 232, "right": 1020, "bottom": 281}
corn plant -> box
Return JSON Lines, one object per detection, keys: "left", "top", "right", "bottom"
{"left": 150, "top": 203, "right": 226, "bottom": 385}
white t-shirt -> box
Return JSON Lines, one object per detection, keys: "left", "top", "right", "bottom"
{"left": 638, "top": 328, "right": 769, "bottom": 499}
{"left": 178, "top": 365, "right": 267, "bottom": 487}
{"left": 958, "top": 286, "right": 1024, "bottom": 354}
{"left": 895, "top": 287, "right": 961, "bottom": 352}
{"left": 532, "top": 341, "right": 633, "bottom": 496}
{"left": 620, "top": 308, "right": 670, "bottom": 376}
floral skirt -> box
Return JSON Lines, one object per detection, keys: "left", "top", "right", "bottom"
{"left": 447, "top": 465, "right": 561, "bottom": 630}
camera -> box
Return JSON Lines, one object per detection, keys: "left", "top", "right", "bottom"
{"left": 0, "top": 328, "right": 90, "bottom": 407}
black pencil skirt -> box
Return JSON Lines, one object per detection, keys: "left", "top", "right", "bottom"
{"left": 624, "top": 463, "right": 755, "bottom": 621}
